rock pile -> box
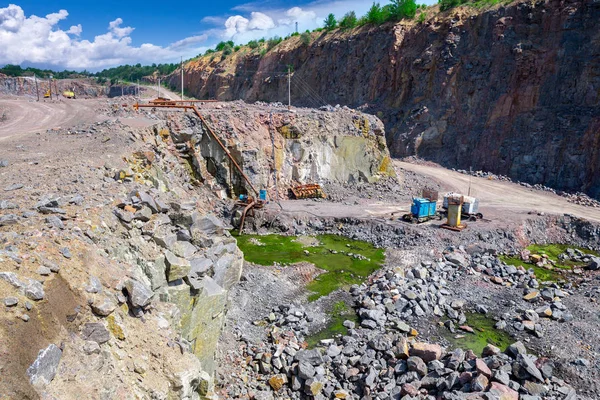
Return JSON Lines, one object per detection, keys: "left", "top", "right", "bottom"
{"left": 233, "top": 312, "right": 576, "bottom": 399}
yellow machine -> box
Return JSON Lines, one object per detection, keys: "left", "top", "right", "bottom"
{"left": 63, "top": 90, "right": 75, "bottom": 99}
{"left": 43, "top": 89, "right": 51, "bottom": 98}
{"left": 441, "top": 195, "right": 467, "bottom": 231}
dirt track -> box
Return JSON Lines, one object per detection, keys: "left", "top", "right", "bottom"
{"left": 396, "top": 161, "right": 600, "bottom": 223}
{"left": 0, "top": 99, "right": 107, "bottom": 141}
{"left": 274, "top": 162, "right": 600, "bottom": 224}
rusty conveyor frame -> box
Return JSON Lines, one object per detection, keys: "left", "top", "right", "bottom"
{"left": 134, "top": 102, "right": 258, "bottom": 197}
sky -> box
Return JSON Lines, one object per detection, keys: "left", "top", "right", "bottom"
{"left": 0, "top": 0, "right": 436, "bottom": 71}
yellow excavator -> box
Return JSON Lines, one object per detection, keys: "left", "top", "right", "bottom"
{"left": 43, "top": 89, "right": 51, "bottom": 98}
{"left": 62, "top": 89, "right": 75, "bottom": 99}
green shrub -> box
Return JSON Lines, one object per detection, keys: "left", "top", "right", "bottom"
{"left": 439, "top": 0, "right": 465, "bottom": 11}
{"left": 324, "top": 13, "right": 337, "bottom": 30}
{"left": 266, "top": 36, "right": 282, "bottom": 51}
{"left": 234, "top": 45, "right": 241, "bottom": 52}
{"left": 222, "top": 43, "right": 233, "bottom": 55}
{"left": 204, "top": 49, "right": 215, "bottom": 55}
{"left": 418, "top": 11, "right": 426, "bottom": 23}
{"left": 300, "top": 31, "right": 311, "bottom": 45}
{"left": 339, "top": 11, "right": 358, "bottom": 29}
{"left": 215, "top": 41, "right": 234, "bottom": 51}
{"left": 258, "top": 38, "right": 266, "bottom": 43}
{"left": 247, "top": 40, "right": 259, "bottom": 49}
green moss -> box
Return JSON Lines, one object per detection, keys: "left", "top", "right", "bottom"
{"left": 499, "top": 255, "right": 562, "bottom": 283}
{"left": 500, "top": 244, "right": 598, "bottom": 283}
{"left": 526, "top": 244, "right": 597, "bottom": 270}
{"left": 306, "top": 301, "right": 358, "bottom": 348}
{"left": 234, "top": 233, "right": 385, "bottom": 301}
{"left": 440, "top": 313, "right": 513, "bottom": 356}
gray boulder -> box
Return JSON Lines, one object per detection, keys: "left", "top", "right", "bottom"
{"left": 26, "top": 344, "right": 62, "bottom": 387}
{"left": 82, "top": 322, "right": 110, "bottom": 344}
{"left": 123, "top": 279, "right": 153, "bottom": 308}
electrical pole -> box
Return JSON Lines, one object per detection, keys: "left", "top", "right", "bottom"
{"left": 181, "top": 56, "right": 184, "bottom": 101}
{"left": 34, "top": 74, "right": 39, "bottom": 101}
{"left": 49, "top": 75, "right": 53, "bottom": 100}
{"left": 287, "top": 66, "right": 291, "bottom": 111}
{"left": 137, "top": 79, "right": 140, "bottom": 99}
{"left": 157, "top": 77, "right": 160, "bottom": 98}
{"left": 295, "top": 22, "right": 298, "bottom": 33}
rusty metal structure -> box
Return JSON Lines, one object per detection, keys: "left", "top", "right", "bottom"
{"left": 133, "top": 101, "right": 264, "bottom": 234}
{"left": 290, "top": 184, "right": 326, "bottom": 199}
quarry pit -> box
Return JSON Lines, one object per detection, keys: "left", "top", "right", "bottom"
{"left": 1, "top": 1, "right": 600, "bottom": 399}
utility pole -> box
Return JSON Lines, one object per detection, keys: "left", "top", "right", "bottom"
{"left": 181, "top": 56, "right": 184, "bottom": 100}
{"left": 287, "top": 66, "right": 291, "bottom": 111}
{"left": 49, "top": 75, "right": 53, "bottom": 100}
{"left": 157, "top": 77, "right": 160, "bottom": 98}
{"left": 34, "top": 74, "right": 39, "bottom": 101}
{"left": 468, "top": 166, "right": 472, "bottom": 197}
{"left": 54, "top": 79, "right": 59, "bottom": 99}
{"left": 137, "top": 79, "right": 140, "bottom": 99}
{"left": 295, "top": 22, "right": 298, "bottom": 33}
{"left": 121, "top": 80, "right": 124, "bottom": 97}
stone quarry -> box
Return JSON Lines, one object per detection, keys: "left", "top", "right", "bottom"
{"left": 1, "top": 1, "right": 600, "bottom": 400}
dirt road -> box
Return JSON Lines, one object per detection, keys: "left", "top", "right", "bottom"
{"left": 0, "top": 99, "right": 106, "bottom": 141}
{"left": 396, "top": 161, "right": 600, "bottom": 223}
{"left": 274, "top": 161, "right": 600, "bottom": 224}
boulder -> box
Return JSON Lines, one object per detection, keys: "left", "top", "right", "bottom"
{"left": 26, "top": 344, "right": 62, "bottom": 387}
{"left": 81, "top": 322, "right": 110, "bottom": 344}
{"left": 410, "top": 342, "right": 442, "bottom": 362}
{"left": 123, "top": 279, "right": 153, "bottom": 308}
{"left": 164, "top": 251, "right": 191, "bottom": 282}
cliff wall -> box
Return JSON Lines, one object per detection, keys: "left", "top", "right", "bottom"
{"left": 168, "top": 0, "right": 600, "bottom": 198}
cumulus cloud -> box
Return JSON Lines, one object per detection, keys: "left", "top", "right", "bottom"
{"left": 217, "top": 0, "right": 380, "bottom": 44}
{"left": 0, "top": 4, "right": 208, "bottom": 70}
{"left": 66, "top": 24, "right": 82, "bottom": 36}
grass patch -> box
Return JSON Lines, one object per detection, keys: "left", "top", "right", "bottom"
{"left": 306, "top": 301, "right": 358, "bottom": 348}
{"left": 499, "top": 255, "right": 562, "bottom": 282}
{"left": 499, "top": 244, "right": 598, "bottom": 283}
{"left": 526, "top": 244, "right": 597, "bottom": 270}
{"left": 234, "top": 233, "right": 385, "bottom": 301}
{"left": 440, "top": 313, "right": 513, "bottom": 356}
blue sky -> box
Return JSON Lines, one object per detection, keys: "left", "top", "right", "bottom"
{"left": 0, "top": 1, "right": 436, "bottom": 71}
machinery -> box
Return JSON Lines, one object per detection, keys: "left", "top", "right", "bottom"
{"left": 441, "top": 194, "right": 467, "bottom": 231}
{"left": 401, "top": 189, "right": 441, "bottom": 223}
{"left": 62, "top": 90, "right": 75, "bottom": 99}
{"left": 43, "top": 89, "right": 51, "bottom": 98}
{"left": 290, "top": 184, "right": 326, "bottom": 199}
{"left": 132, "top": 101, "right": 263, "bottom": 234}
{"left": 442, "top": 192, "right": 483, "bottom": 221}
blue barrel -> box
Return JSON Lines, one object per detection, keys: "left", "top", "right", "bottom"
{"left": 259, "top": 190, "right": 267, "bottom": 201}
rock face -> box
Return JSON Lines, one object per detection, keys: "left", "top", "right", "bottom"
{"left": 169, "top": 102, "right": 395, "bottom": 197}
{"left": 169, "top": 0, "right": 600, "bottom": 199}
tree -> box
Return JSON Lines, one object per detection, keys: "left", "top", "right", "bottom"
{"left": 389, "top": 0, "right": 418, "bottom": 20}
{"left": 339, "top": 11, "right": 358, "bottom": 29}
{"left": 323, "top": 13, "right": 337, "bottom": 30}
{"left": 365, "top": 3, "right": 387, "bottom": 25}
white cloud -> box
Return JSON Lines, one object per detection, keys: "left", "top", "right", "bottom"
{"left": 108, "top": 18, "right": 134, "bottom": 39}
{"left": 168, "top": 34, "right": 208, "bottom": 49}
{"left": 247, "top": 12, "right": 275, "bottom": 30}
{"left": 216, "top": 0, "right": 390, "bottom": 44}
{"left": 0, "top": 4, "right": 208, "bottom": 71}
{"left": 66, "top": 24, "right": 82, "bottom": 36}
